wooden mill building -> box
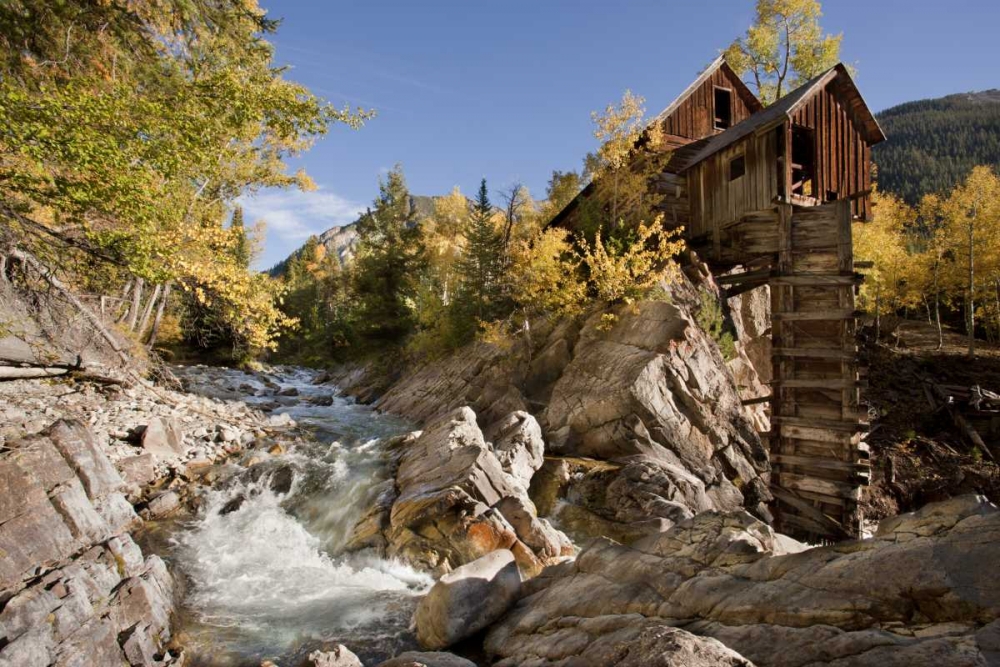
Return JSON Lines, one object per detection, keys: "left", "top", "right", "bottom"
{"left": 555, "top": 56, "right": 886, "bottom": 541}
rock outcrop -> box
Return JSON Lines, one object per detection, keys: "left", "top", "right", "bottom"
{"left": 0, "top": 420, "right": 175, "bottom": 666}
{"left": 347, "top": 407, "right": 573, "bottom": 575}
{"left": 359, "top": 264, "right": 772, "bottom": 543}
{"left": 415, "top": 549, "right": 522, "bottom": 650}
{"left": 484, "top": 495, "right": 1000, "bottom": 667}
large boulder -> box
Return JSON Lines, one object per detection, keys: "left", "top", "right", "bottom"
{"left": 348, "top": 408, "right": 572, "bottom": 575}
{"left": 485, "top": 496, "right": 1000, "bottom": 667}
{"left": 415, "top": 549, "right": 522, "bottom": 650}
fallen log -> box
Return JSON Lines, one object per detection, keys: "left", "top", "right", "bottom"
{"left": 929, "top": 381, "right": 996, "bottom": 463}
{"left": 0, "top": 366, "right": 69, "bottom": 380}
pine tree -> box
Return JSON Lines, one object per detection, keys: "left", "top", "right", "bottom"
{"left": 454, "top": 179, "right": 504, "bottom": 336}
{"left": 352, "top": 165, "right": 425, "bottom": 343}
{"left": 230, "top": 206, "right": 251, "bottom": 269}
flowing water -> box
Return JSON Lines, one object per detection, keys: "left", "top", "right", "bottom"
{"left": 158, "top": 366, "right": 432, "bottom": 666}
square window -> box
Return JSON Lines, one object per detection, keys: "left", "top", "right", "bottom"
{"left": 729, "top": 155, "right": 746, "bottom": 180}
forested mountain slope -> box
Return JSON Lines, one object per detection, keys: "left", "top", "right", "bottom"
{"left": 874, "top": 90, "right": 1000, "bottom": 204}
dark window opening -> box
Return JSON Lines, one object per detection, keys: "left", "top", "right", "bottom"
{"left": 791, "top": 125, "right": 815, "bottom": 197}
{"left": 714, "top": 87, "right": 732, "bottom": 130}
{"left": 729, "top": 154, "right": 746, "bottom": 181}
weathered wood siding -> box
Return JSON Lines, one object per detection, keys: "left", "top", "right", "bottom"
{"left": 790, "top": 81, "right": 873, "bottom": 220}
{"left": 687, "top": 130, "right": 780, "bottom": 241}
{"left": 659, "top": 65, "right": 757, "bottom": 142}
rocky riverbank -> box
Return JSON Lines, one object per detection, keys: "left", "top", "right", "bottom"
{"left": 0, "top": 367, "right": 306, "bottom": 666}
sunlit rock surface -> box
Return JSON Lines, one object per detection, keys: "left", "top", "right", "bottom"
{"left": 485, "top": 495, "right": 1000, "bottom": 667}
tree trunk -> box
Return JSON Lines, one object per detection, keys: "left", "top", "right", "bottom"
{"left": 137, "top": 284, "right": 162, "bottom": 336}
{"left": 127, "top": 278, "right": 144, "bottom": 332}
{"left": 116, "top": 278, "right": 134, "bottom": 323}
{"left": 934, "top": 290, "right": 943, "bottom": 351}
{"left": 968, "top": 214, "right": 976, "bottom": 358}
{"left": 146, "top": 282, "right": 172, "bottom": 349}
{"left": 874, "top": 282, "right": 881, "bottom": 341}
{"left": 994, "top": 277, "right": 1000, "bottom": 345}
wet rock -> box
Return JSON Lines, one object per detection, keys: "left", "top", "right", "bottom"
{"left": 219, "top": 494, "right": 246, "bottom": 515}
{"left": 308, "top": 644, "right": 364, "bottom": 667}
{"left": 415, "top": 549, "right": 522, "bottom": 650}
{"left": 144, "top": 491, "right": 180, "bottom": 519}
{"left": 376, "top": 652, "right": 477, "bottom": 667}
{"left": 139, "top": 417, "right": 187, "bottom": 460}
{"left": 345, "top": 479, "right": 397, "bottom": 553}
{"left": 485, "top": 496, "right": 1000, "bottom": 667}
{"left": 278, "top": 386, "right": 300, "bottom": 397}
{"left": 270, "top": 465, "right": 294, "bottom": 495}
{"left": 308, "top": 394, "right": 335, "bottom": 407}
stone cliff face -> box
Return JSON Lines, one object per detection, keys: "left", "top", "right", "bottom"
{"left": 353, "top": 260, "right": 774, "bottom": 544}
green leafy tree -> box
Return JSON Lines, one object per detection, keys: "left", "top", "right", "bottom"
{"left": 0, "top": 0, "right": 369, "bottom": 359}
{"left": 724, "top": 0, "right": 842, "bottom": 105}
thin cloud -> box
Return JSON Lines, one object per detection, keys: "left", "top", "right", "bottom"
{"left": 238, "top": 188, "right": 365, "bottom": 243}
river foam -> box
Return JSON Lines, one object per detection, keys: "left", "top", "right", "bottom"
{"left": 165, "top": 365, "right": 431, "bottom": 665}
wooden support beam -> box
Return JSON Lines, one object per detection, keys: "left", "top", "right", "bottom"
{"left": 742, "top": 394, "right": 772, "bottom": 406}
{"left": 770, "top": 273, "right": 864, "bottom": 286}
{"left": 772, "top": 309, "right": 862, "bottom": 321}
{"left": 773, "top": 347, "right": 857, "bottom": 360}
{"left": 772, "top": 378, "right": 865, "bottom": 390}
{"left": 716, "top": 268, "right": 773, "bottom": 285}
{"left": 772, "top": 454, "right": 869, "bottom": 474}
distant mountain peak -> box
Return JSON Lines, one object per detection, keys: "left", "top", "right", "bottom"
{"left": 269, "top": 194, "right": 445, "bottom": 276}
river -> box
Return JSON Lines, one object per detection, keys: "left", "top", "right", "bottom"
{"left": 152, "top": 365, "right": 432, "bottom": 666}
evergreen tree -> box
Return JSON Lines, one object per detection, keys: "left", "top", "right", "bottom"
{"left": 352, "top": 165, "right": 424, "bottom": 343}
{"left": 453, "top": 179, "right": 504, "bottom": 335}
{"left": 230, "top": 206, "right": 251, "bottom": 269}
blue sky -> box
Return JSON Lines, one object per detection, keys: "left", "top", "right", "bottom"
{"left": 246, "top": 0, "right": 1000, "bottom": 268}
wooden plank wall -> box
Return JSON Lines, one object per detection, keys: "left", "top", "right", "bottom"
{"left": 660, "top": 67, "right": 757, "bottom": 141}
{"left": 790, "top": 83, "right": 873, "bottom": 221}
{"left": 768, "top": 199, "right": 869, "bottom": 540}
{"left": 687, "top": 131, "right": 780, "bottom": 241}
